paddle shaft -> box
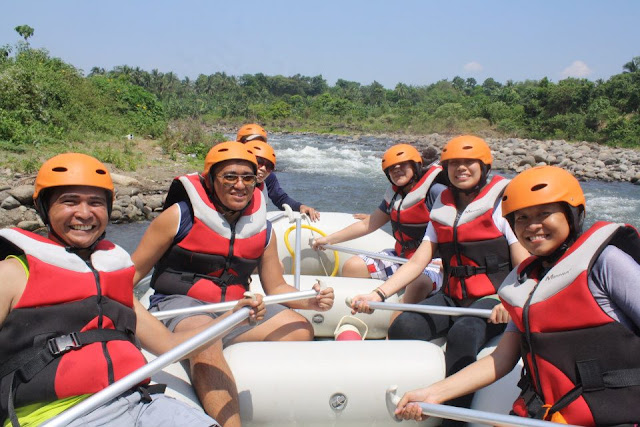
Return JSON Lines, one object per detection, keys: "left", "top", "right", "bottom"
{"left": 414, "top": 402, "right": 578, "bottom": 427}
{"left": 42, "top": 308, "right": 251, "bottom": 427}
{"left": 152, "top": 289, "right": 318, "bottom": 320}
{"left": 323, "top": 244, "right": 408, "bottom": 264}
{"left": 367, "top": 301, "right": 492, "bottom": 318}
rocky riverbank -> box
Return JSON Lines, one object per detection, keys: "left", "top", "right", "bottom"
{"left": 1, "top": 133, "right": 639, "bottom": 230}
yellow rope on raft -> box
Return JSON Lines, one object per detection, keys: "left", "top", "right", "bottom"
{"left": 283, "top": 224, "right": 339, "bottom": 277}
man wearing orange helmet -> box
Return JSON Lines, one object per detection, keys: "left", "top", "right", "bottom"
{"left": 395, "top": 165, "right": 640, "bottom": 426}
{"left": 352, "top": 135, "right": 530, "bottom": 424}
{"left": 313, "top": 143, "right": 446, "bottom": 303}
{"left": 0, "top": 153, "right": 257, "bottom": 426}
{"left": 236, "top": 123, "right": 320, "bottom": 221}
{"left": 132, "top": 142, "right": 334, "bottom": 426}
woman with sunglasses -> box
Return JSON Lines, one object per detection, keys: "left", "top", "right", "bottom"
{"left": 236, "top": 123, "right": 320, "bottom": 221}
{"left": 131, "top": 141, "right": 334, "bottom": 426}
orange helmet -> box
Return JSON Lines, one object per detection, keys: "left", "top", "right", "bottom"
{"left": 440, "top": 135, "right": 492, "bottom": 165}
{"left": 381, "top": 144, "right": 422, "bottom": 172}
{"left": 33, "top": 153, "right": 115, "bottom": 224}
{"left": 203, "top": 141, "right": 258, "bottom": 176}
{"left": 236, "top": 123, "right": 267, "bottom": 143}
{"left": 502, "top": 166, "right": 585, "bottom": 217}
{"left": 246, "top": 140, "right": 276, "bottom": 169}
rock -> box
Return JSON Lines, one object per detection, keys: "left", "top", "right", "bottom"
{"left": 110, "top": 210, "right": 123, "bottom": 221}
{"left": 1, "top": 196, "right": 21, "bottom": 210}
{"left": 17, "top": 220, "right": 42, "bottom": 231}
{"left": 8, "top": 185, "right": 34, "bottom": 205}
{"left": 132, "top": 195, "right": 144, "bottom": 211}
{"left": 532, "top": 149, "right": 548, "bottom": 163}
{"left": 144, "top": 194, "right": 164, "bottom": 210}
{"left": 518, "top": 156, "right": 536, "bottom": 167}
{"left": 111, "top": 173, "right": 140, "bottom": 186}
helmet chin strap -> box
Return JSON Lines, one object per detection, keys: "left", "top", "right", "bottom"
{"left": 48, "top": 224, "right": 106, "bottom": 256}
{"left": 385, "top": 162, "right": 421, "bottom": 192}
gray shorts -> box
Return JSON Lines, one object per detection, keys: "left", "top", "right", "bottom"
{"left": 66, "top": 388, "right": 218, "bottom": 427}
{"left": 149, "top": 294, "right": 287, "bottom": 347}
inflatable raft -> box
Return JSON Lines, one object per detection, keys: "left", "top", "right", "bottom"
{"left": 141, "top": 211, "right": 523, "bottom": 426}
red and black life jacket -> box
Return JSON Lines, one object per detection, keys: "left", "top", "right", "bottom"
{"left": 384, "top": 165, "right": 442, "bottom": 258}
{"left": 151, "top": 173, "right": 269, "bottom": 303}
{"left": 429, "top": 176, "right": 511, "bottom": 301}
{"left": 499, "top": 222, "right": 640, "bottom": 426}
{"left": 0, "top": 228, "right": 145, "bottom": 421}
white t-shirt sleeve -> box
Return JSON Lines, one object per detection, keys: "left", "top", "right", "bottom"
{"left": 493, "top": 200, "right": 519, "bottom": 245}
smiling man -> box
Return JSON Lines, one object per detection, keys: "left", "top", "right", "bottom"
{"left": 131, "top": 141, "right": 334, "bottom": 427}
{"left": 0, "top": 153, "right": 256, "bottom": 427}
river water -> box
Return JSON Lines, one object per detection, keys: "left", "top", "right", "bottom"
{"left": 108, "top": 133, "right": 640, "bottom": 253}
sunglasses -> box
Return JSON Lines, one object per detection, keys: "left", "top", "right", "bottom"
{"left": 217, "top": 174, "right": 257, "bottom": 187}
{"left": 239, "top": 134, "right": 267, "bottom": 143}
{"left": 257, "top": 157, "right": 274, "bottom": 171}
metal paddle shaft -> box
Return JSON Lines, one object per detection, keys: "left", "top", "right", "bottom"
{"left": 385, "top": 387, "right": 579, "bottom": 427}
{"left": 42, "top": 308, "right": 252, "bottom": 427}
{"left": 323, "top": 244, "right": 409, "bottom": 264}
{"left": 414, "top": 402, "right": 577, "bottom": 427}
{"left": 152, "top": 289, "right": 318, "bottom": 320}
{"left": 294, "top": 217, "right": 302, "bottom": 289}
{"left": 367, "top": 301, "right": 493, "bottom": 318}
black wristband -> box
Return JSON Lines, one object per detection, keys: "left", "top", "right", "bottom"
{"left": 374, "top": 288, "right": 387, "bottom": 302}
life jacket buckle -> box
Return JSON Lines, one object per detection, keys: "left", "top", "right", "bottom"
{"left": 450, "top": 265, "right": 479, "bottom": 277}
{"left": 47, "top": 332, "right": 80, "bottom": 355}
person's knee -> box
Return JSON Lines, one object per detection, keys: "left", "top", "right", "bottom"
{"left": 341, "top": 256, "right": 369, "bottom": 278}
{"left": 446, "top": 317, "right": 485, "bottom": 352}
{"left": 267, "top": 310, "right": 314, "bottom": 341}
{"left": 388, "top": 312, "right": 428, "bottom": 340}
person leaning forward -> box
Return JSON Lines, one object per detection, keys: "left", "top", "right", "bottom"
{"left": 131, "top": 141, "right": 334, "bottom": 427}
{"left": 395, "top": 166, "right": 640, "bottom": 426}
{"left": 0, "top": 153, "right": 263, "bottom": 427}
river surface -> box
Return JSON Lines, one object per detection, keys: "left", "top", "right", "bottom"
{"left": 108, "top": 133, "right": 640, "bottom": 254}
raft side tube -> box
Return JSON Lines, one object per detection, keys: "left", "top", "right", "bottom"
{"left": 250, "top": 274, "right": 398, "bottom": 339}
{"left": 224, "top": 340, "right": 445, "bottom": 427}
{"left": 268, "top": 211, "right": 396, "bottom": 276}
{"left": 469, "top": 335, "right": 523, "bottom": 424}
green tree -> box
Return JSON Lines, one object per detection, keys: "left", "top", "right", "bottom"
{"left": 622, "top": 56, "right": 640, "bottom": 73}
{"left": 14, "top": 25, "right": 34, "bottom": 42}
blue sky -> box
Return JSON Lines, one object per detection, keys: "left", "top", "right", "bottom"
{"left": 2, "top": 1, "right": 639, "bottom": 88}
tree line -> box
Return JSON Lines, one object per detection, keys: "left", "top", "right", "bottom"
{"left": 1, "top": 25, "right": 639, "bottom": 160}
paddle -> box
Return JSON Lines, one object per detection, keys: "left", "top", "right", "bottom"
{"left": 153, "top": 289, "right": 319, "bottom": 320}
{"left": 385, "top": 386, "right": 579, "bottom": 427}
{"left": 42, "top": 307, "right": 251, "bottom": 427}
{"left": 42, "top": 289, "right": 318, "bottom": 426}
{"left": 345, "top": 298, "right": 493, "bottom": 318}
{"left": 322, "top": 244, "right": 409, "bottom": 264}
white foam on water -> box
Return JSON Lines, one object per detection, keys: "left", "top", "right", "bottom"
{"left": 272, "top": 144, "right": 382, "bottom": 178}
{"left": 585, "top": 193, "right": 640, "bottom": 226}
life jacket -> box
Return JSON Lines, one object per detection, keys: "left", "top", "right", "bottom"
{"left": 151, "top": 173, "right": 269, "bottom": 303}
{"left": 0, "top": 228, "right": 145, "bottom": 421}
{"left": 257, "top": 181, "right": 268, "bottom": 201}
{"left": 499, "top": 222, "right": 640, "bottom": 426}
{"left": 384, "top": 165, "right": 442, "bottom": 258}
{"left": 429, "top": 176, "right": 511, "bottom": 301}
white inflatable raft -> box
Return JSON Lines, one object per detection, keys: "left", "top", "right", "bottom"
{"left": 141, "top": 211, "right": 522, "bottom": 426}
